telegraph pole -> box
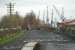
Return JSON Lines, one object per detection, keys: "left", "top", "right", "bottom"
{"left": 61, "top": 8, "right": 64, "bottom": 21}
{"left": 46, "top": 6, "right": 49, "bottom": 24}
{"left": 51, "top": 9, "right": 53, "bottom": 27}
{"left": 37, "top": 10, "right": 40, "bottom": 27}
{"left": 7, "top": 2, "right": 14, "bottom": 16}
{"left": 43, "top": 10, "right": 45, "bottom": 24}
{"left": 38, "top": 10, "right": 40, "bottom": 20}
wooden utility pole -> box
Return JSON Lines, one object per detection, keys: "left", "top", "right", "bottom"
{"left": 7, "top": 2, "right": 14, "bottom": 16}
{"left": 38, "top": 10, "right": 40, "bottom": 20}
{"left": 43, "top": 10, "right": 45, "bottom": 24}
{"left": 51, "top": 9, "right": 53, "bottom": 27}
{"left": 46, "top": 6, "right": 49, "bottom": 24}
{"left": 61, "top": 8, "right": 64, "bottom": 21}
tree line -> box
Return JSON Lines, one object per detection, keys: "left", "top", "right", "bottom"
{"left": 0, "top": 11, "right": 41, "bottom": 30}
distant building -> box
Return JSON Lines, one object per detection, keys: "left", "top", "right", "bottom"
{"left": 57, "top": 19, "right": 75, "bottom": 30}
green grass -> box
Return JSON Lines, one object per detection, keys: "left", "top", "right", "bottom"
{"left": 0, "top": 31, "right": 25, "bottom": 45}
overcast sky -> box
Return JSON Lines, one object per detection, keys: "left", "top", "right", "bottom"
{"left": 0, "top": 0, "right": 75, "bottom": 20}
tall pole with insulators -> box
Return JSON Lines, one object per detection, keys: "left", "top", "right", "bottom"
{"left": 7, "top": 2, "right": 14, "bottom": 16}
{"left": 46, "top": 6, "right": 49, "bottom": 24}
{"left": 51, "top": 9, "right": 53, "bottom": 27}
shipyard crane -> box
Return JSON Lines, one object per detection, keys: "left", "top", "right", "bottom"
{"left": 53, "top": 5, "right": 65, "bottom": 21}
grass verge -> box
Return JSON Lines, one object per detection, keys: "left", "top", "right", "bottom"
{"left": 0, "top": 31, "right": 25, "bottom": 45}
